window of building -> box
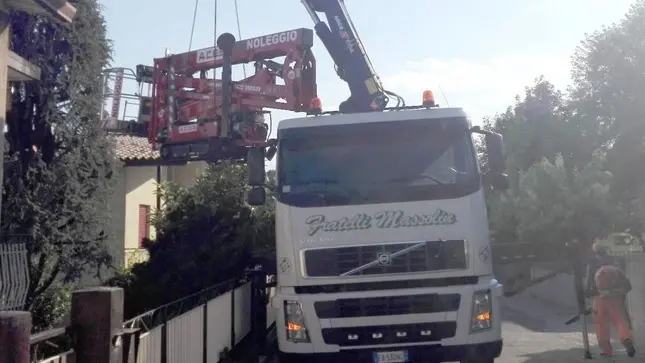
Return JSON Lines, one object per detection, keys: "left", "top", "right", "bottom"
{"left": 138, "top": 204, "right": 151, "bottom": 248}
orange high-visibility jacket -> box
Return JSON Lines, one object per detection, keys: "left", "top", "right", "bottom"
{"left": 595, "top": 265, "right": 631, "bottom": 296}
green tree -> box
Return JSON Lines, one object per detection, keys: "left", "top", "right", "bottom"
{"left": 113, "top": 162, "right": 275, "bottom": 317}
{"left": 485, "top": 78, "right": 622, "bottom": 248}
{"left": 569, "top": 0, "right": 645, "bottom": 236}
{"left": 484, "top": 78, "right": 573, "bottom": 243}
{"left": 4, "top": 0, "right": 118, "bottom": 328}
{"left": 483, "top": 2, "right": 645, "bottom": 292}
{"left": 486, "top": 77, "right": 570, "bottom": 175}
{"left": 514, "top": 153, "right": 615, "bottom": 253}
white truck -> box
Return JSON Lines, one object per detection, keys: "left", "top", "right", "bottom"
{"left": 246, "top": 102, "right": 509, "bottom": 363}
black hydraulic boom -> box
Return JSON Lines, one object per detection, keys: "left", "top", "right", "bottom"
{"left": 301, "top": 0, "right": 404, "bottom": 113}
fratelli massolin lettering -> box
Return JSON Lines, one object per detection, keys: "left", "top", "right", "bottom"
{"left": 304, "top": 209, "right": 457, "bottom": 236}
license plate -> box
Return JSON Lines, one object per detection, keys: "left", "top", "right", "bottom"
{"left": 373, "top": 350, "right": 408, "bottom": 363}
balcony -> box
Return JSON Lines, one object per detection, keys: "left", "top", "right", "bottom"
{"left": 3, "top": 0, "right": 76, "bottom": 23}
{"left": 2, "top": 0, "right": 76, "bottom": 82}
{"left": 8, "top": 50, "right": 39, "bottom": 81}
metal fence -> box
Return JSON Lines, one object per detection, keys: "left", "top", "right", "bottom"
{"left": 30, "top": 327, "right": 75, "bottom": 363}
{"left": 0, "top": 241, "right": 30, "bottom": 310}
{"left": 120, "top": 269, "right": 273, "bottom": 363}
{"left": 27, "top": 269, "right": 275, "bottom": 363}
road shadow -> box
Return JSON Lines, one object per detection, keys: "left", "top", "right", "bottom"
{"left": 501, "top": 295, "right": 590, "bottom": 334}
{"left": 518, "top": 346, "right": 639, "bottom": 363}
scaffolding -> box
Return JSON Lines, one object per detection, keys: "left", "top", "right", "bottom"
{"left": 100, "top": 66, "right": 154, "bottom": 136}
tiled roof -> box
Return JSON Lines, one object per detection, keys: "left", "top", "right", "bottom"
{"left": 110, "top": 134, "right": 159, "bottom": 161}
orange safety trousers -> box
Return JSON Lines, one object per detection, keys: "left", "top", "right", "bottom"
{"left": 593, "top": 295, "right": 632, "bottom": 354}
{"left": 593, "top": 264, "right": 632, "bottom": 355}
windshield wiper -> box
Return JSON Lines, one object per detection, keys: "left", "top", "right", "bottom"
{"left": 289, "top": 179, "right": 359, "bottom": 199}
{"left": 295, "top": 179, "right": 339, "bottom": 187}
{"left": 386, "top": 175, "right": 446, "bottom": 185}
{"left": 291, "top": 179, "right": 343, "bottom": 192}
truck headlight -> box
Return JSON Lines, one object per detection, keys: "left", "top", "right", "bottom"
{"left": 470, "top": 290, "right": 492, "bottom": 332}
{"left": 284, "top": 301, "right": 310, "bottom": 343}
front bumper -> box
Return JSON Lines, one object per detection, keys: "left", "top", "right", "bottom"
{"left": 278, "top": 339, "right": 503, "bottom": 363}
{"left": 274, "top": 278, "right": 504, "bottom": 354}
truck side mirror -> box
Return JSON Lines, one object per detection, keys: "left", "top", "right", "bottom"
{"left": 484, "top": 133, "right": 509, "bottom": 191}
{"left": 485, "top": 132, "right": 506, "bottom": 173}
{"left": 247, "top": 147, "right": 265, "bottom": 186}
{"left": 471, "top": 127, "right": 509, "bottom": 191}
{"left": 246, "top": 186, "right": 266, "bottom": 206}
{"left": 266, "top": 145, "right": 277, "bottom": 161}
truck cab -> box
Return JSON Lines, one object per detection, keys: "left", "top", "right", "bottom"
{"left": 254, "top": 106, "right": 508, "bottom": 363}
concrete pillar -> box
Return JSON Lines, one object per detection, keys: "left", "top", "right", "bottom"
{"left": 0, "top": 311, "right": 31, "bottom": 363}
{"left": 71, "top": 287, "right": 124, "bottom": 363}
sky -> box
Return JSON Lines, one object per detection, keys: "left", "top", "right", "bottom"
{"left": 100, "top": 0, "right": 635, "bottom": 138}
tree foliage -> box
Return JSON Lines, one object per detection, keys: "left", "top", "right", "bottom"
{"left": 111, "top": 162, "right": 276, "bottom": 317}
{"left": 486, "top": 1, "right": 645, "bottom": 253}
{"left": 507, "top": 154, "right": 614, "bottom": 252}
{"left": 568, "top": 0, "right": 645, "bottom": 236}
{"left": 3, "top": 0, "right": 118, "bottom": 328}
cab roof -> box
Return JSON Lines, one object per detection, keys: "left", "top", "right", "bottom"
{"left": 277, "top": 107, "right": 471, "bottom": 130}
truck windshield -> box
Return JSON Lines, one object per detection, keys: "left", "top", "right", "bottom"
{"left": 277, "top": 117, "right": 480, "bottom": 207}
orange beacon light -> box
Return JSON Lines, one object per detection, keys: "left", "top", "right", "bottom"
{"left": 310, "top": 97, "right": 322, "bottom": 114}
{"left": 422, "top": 90, "right": 436, "bottom": 108}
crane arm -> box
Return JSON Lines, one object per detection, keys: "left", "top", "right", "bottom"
{"left": 301, "top": 0, "right": 403, "bottom": 112}
{"left": 144, "top": 29, "right": 317, "bottom": 162}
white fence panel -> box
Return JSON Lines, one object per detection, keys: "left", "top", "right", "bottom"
{"left": 137, "top": 326, "right": 163, "bottom": 363}
{"left": 36, "top": 351, "right": 74, "bottom": 363}
{"left": 233, "top": 282, "right": 252, "bottom": 345}
{"left": 167, "top": 306, "right": 204, "bottom": 363}
{"left": 206, "top": 290, "right": 233, "bottom": 363}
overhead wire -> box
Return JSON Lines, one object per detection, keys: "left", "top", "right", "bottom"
{"left": 188, "top": 0, "right": 199, "bottom": 50}
{"left": 233, "top": 0, "right": 247, "bottom": 78}
{"left": 213, "top": 0, "right": 217, "bottom": 51}
{"left": 213, "top": 0, "right": 217, "bottom": 56}
{"left": 214, "top": 0, "right": 217, "bottom": 125}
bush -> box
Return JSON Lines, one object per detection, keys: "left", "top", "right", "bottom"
{"left": 109, "top": 162, "right": 275, "bottom": 317}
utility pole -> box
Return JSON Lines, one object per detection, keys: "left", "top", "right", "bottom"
{"left": 569, "top": 240, "right": 593, "bottom": 359}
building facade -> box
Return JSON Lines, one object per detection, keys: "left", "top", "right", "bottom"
{"left": 111, "top": 134, "right": 206, "bottom": 269}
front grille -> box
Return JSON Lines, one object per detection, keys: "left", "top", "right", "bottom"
{"left": 321, "top": 322, "right": 457, "bottom": 346}
{"left": 314, "top": 293, "right": 460, "bottom": 319}
{"left": 304, "top": 240, "right": 467, "bottom": 277}
{"left": 294, "top": 276, "right": 478, "bottom": 294}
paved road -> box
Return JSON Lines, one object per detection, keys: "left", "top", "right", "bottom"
{"left": 500, "top": 316, "right": 591, "bottom": 363}
{"left": 498, "top": 294, "right": 641, "bottom": 363}
{"left": 267, "top": 292, "right": 640, "bottom": 362}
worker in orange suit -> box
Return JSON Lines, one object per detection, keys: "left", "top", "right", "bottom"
{"left": 593, "top": 262, "right": 636, "bottom": 358}
{"left": 586, "top": 242, "right": 631, "bottom": 328}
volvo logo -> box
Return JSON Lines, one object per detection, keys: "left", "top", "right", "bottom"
{"left": 376, "top": 252, "right": 392, "bottom": 266}
{"left": 340, "top": 242, "right": 426, "bottom": 276}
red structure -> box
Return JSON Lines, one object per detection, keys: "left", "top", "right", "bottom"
{"left": 147, "top": 29, "right": 317, "bottom": 162}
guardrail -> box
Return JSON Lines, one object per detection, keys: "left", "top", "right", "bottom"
{"left": 30, "top": 327, "right": 74, "bottom": 363}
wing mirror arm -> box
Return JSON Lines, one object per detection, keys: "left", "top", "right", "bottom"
{"left": 469, "top": 126, "right": 509, "bottom": 191}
